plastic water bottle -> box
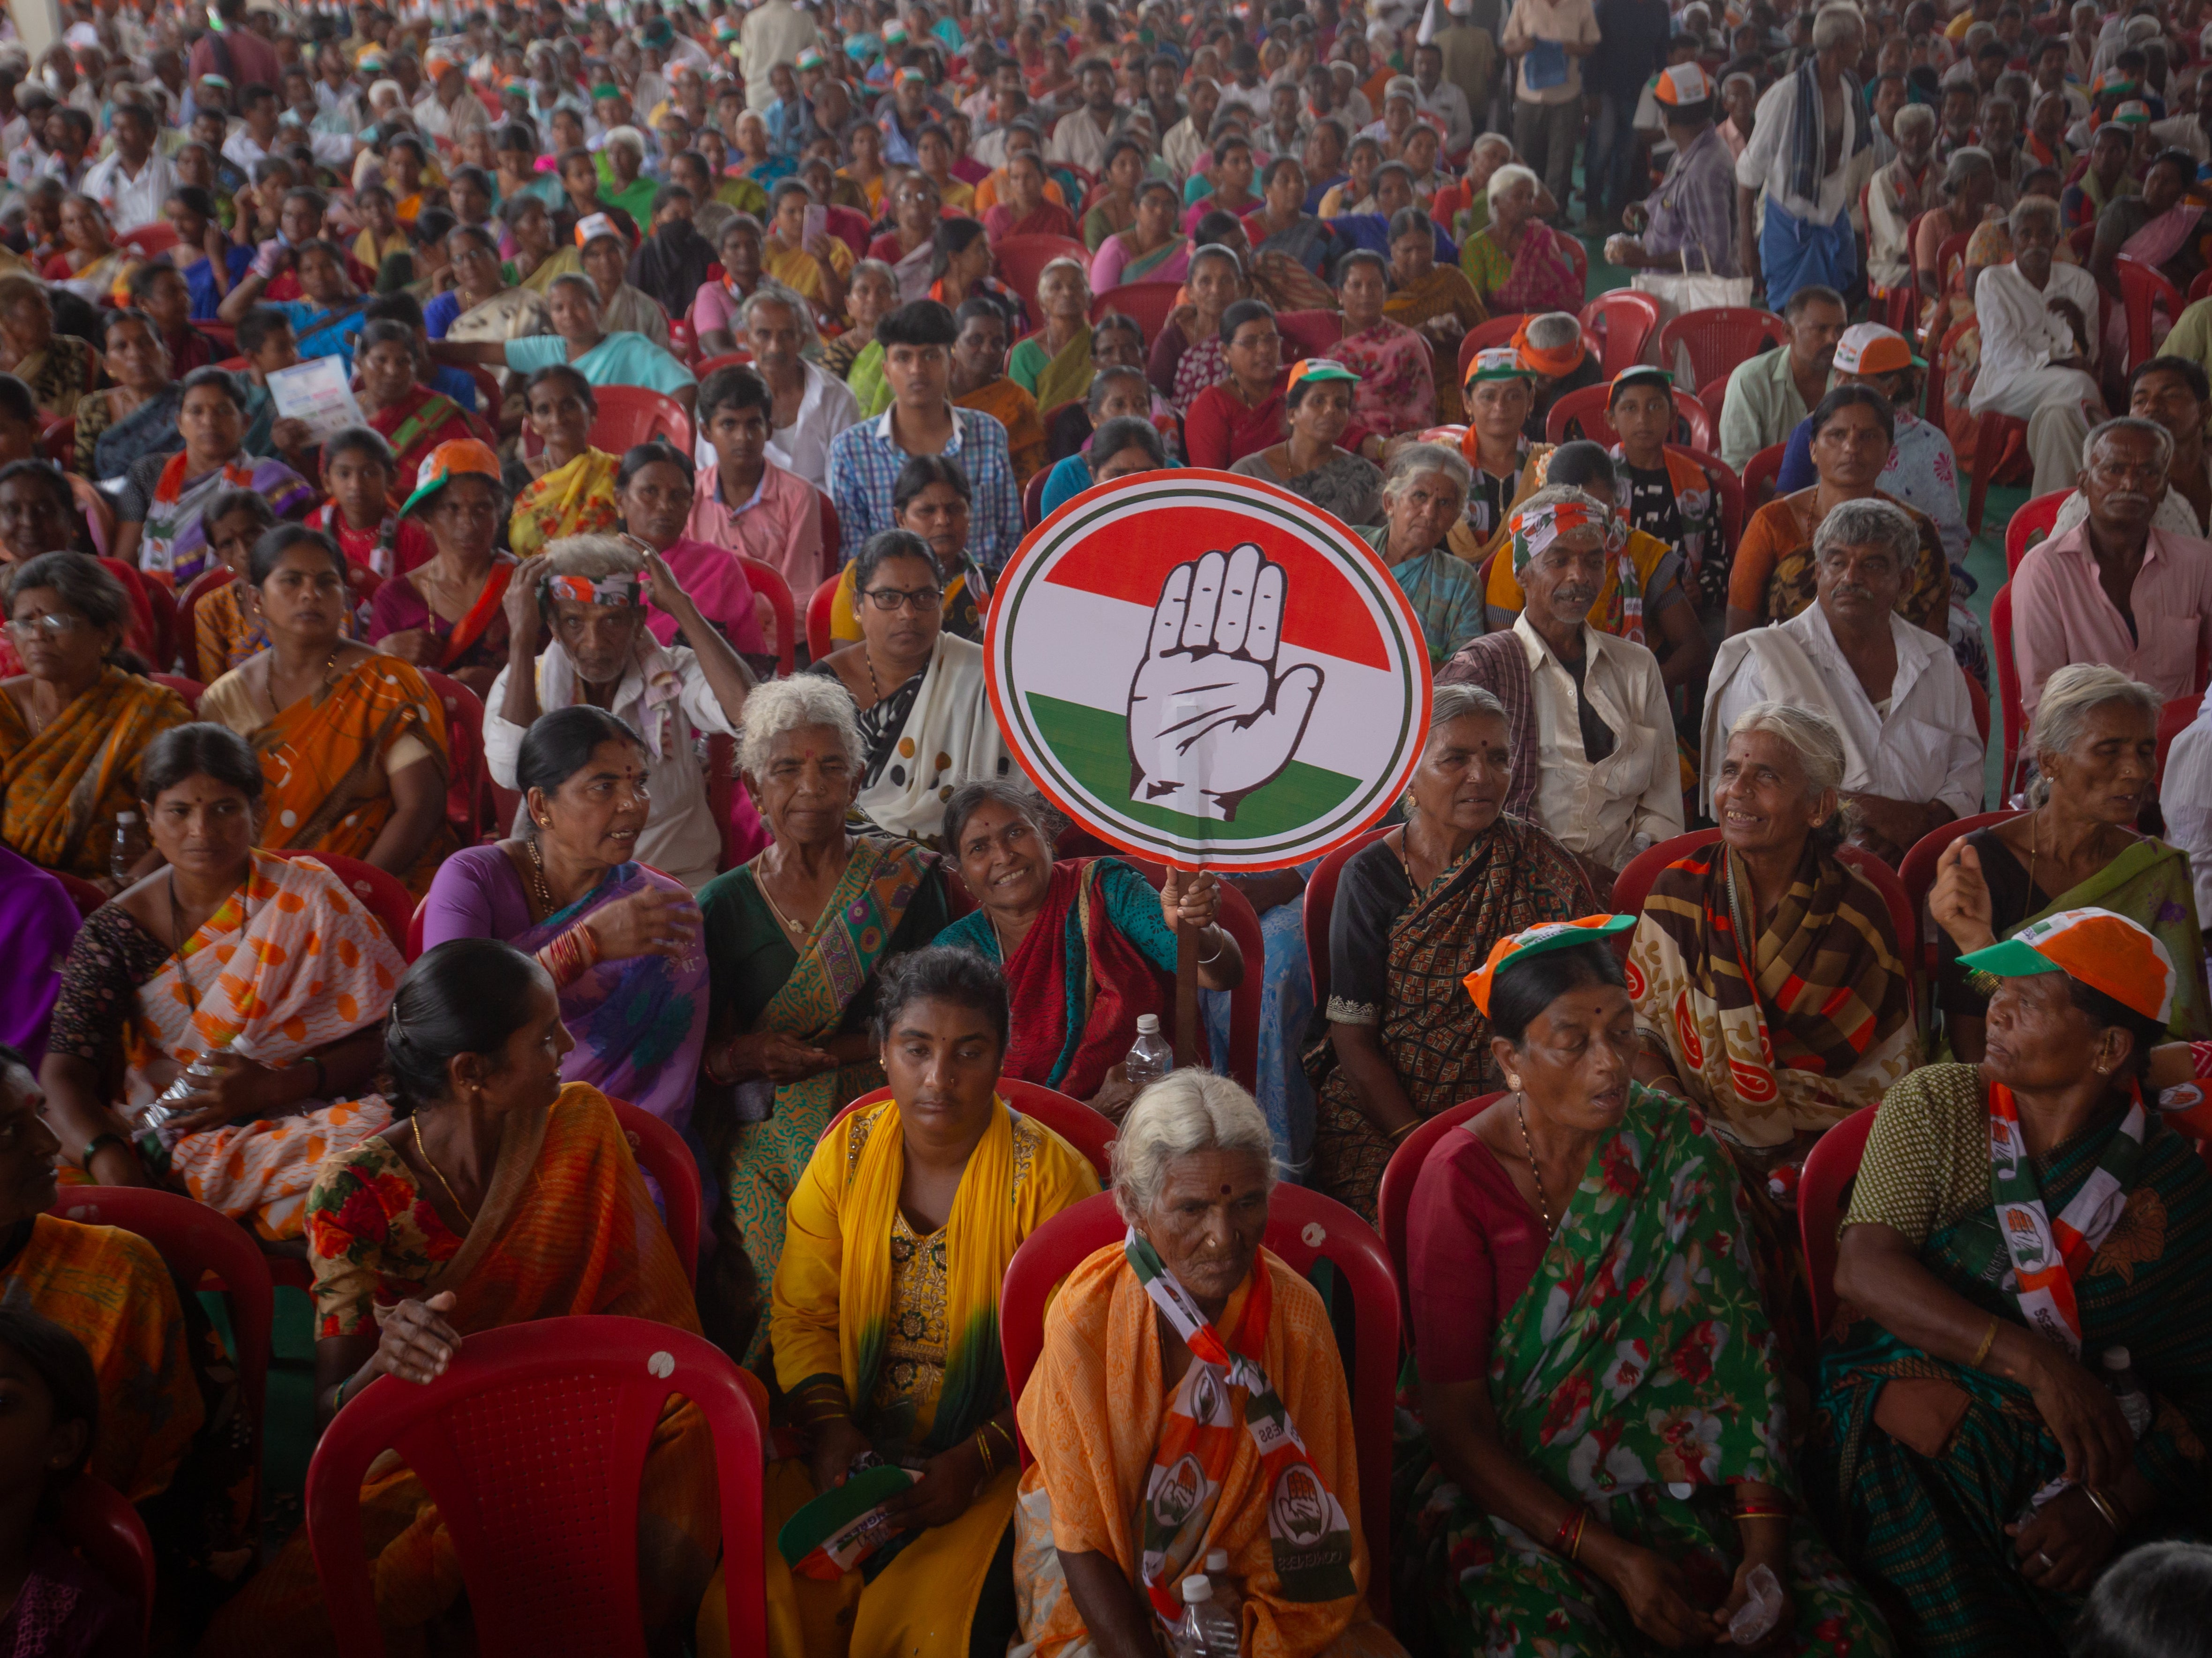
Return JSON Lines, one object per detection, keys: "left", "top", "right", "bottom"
{"left": 132, "top": 1056, "right": 220, "bottom": 1169}
{"left": 1202, "top": 1551, "right": 1244, "bottom": 1643}
{"left": 1125, "top": 1013, "right": 1174, "bottom": 1090}
{"left": 108, "top": 812, "right": 148, "bottom": 883}
{"left": 1174, "top": 1574, "right": 1241, "bottom": 1658}
{"left": 2105, "top": 1347, "right": 2154, "bottom": 1439}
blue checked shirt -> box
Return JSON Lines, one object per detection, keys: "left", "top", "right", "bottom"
{"left": 828, "top": 405, "right": 1025, "bottom": 572}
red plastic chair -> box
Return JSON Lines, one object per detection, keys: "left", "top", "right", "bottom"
{"left": 1799, "top": 1102, "right": 1878, "bottom": 1338}
{"left": 59, "top": 1476, "right": 155, "bottom": 1642}
{"left": 1542, "top": 384, "right": 1713, "bottom": 451}
{"left": 2115, "top": 255, "right": 2184, "bottom": 371}
{"left": 1579, "top": 292, "right": 1661, "bottom": 377}
{"left": 175, "top": 565, "right": 235, "bottom": 676}
{"left": 692, "top": 349, "right": 754, "bottom": 378}
{"left": 305, "top": 1316, "right": 767, "bottom": 1658}
{"left": 1671, "top": 444, "right": 1745, "bottom": 558}
{"left": 37, "top": 415, "right": 74, "bottom": 475}
{"left": 1967, "top": 409, "right": 2030, "bottom": 536}
{"left": 150, "top": 672, "right": 204, "bottom": 714}
{"left": 999, "top": 1187, "right": 1399, "bottom": 1620}
{"left": 734, "top": 555, "right": 796, "bottom": 676}
{"left": 1933, "top": 231, "right": 1969, "bottom": 309}
{"left": 825, "top": 203, "right": 873, "bottom": 258}
{"left": 405, "top": 894, "right": 427, "bottom": 960}
{"left": 268, "top": 849, "right": 415, "bottom": 949}
{"left": 1742, "top": 442, "right": 1786, "bottom": 510}
{"left": 1375, "top": 1093, "right": 1502, "bottom": 1309}
{"left": 1560, "top": 233, "right": 1588, "bottom": 295}
{"left": 2004, "top": 489, "right": 2068, "bottom": 574}
{"left": 805, "top": 573, "right": 839, "bottom": 663}
{"left": 139, "top": 575, "right": 180, "bottom": 673}
{"left": 421, "top": 669, "right": 484, "bottom": 844}
{"left": 993, "top": 233, "right": 1091, "bottom": 307}
{"left": 817, "top": 490, "right": 840, "bottom": 568}
{"left": 1455, "top": 311, "right": 1530, "bottom": 377}
{"left": 2189, "top": 267, "right": 2212, "bottom": 306}
{"left": 1277, "top": 308, "right": 1345, "bottom": 359}
{"left": 1992, "top": 580, "right": 2026, "bottom": 799}
{"left": 587, "top": 385, "right": 693, "bottom": 455}
{"left": 1304, "top": 827, "right": 1391, "bottom": 1018}
{"left": 1611, "top": 827, "right": 1912, "bottom": 963}
{"left": 2158, "top": 693, "right": 2204, "bottom": 785}
{"left": 1897, "top": 809, "right": 2021, "bottom": 982}
{"left": 1655, "top": 307, "right": 1790, "bottom": 391}
{"left": 830, "top": 1079, "right": 1117, "bottom": 1181}
{"left": 607, "top": 1098, "right": 700, "bottom": 1283}
{"left": 1117, "top": 858, "right": 1265, "bottom": 1095}
{"left": 667, "top": 317, "right": 697, "bottom": 366}
{"left": 51, "top": 869, "right": 106, "bottom": 917}
{"left": 116, "top": 223, "right": 180, "bottom": 258}
{"left": 1090, "top": 280, "right": 1181, "bottom": 344}
{"left": 1022, "top": 465, "right": 1050, "bottom": 528}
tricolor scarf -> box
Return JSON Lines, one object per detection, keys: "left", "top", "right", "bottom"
{"left": 1125, "top": 1229, "right": 1354, "bottom": 1628}
{"left": 1985, "top": 1079, "right": 2146, "bottom": 1358}
{"left": 142, "top": 450, "right": 258, "bottom": 582}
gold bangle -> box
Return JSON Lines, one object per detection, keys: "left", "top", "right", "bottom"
{"left": 2083, "top": 1488, "right": 2124, "bottom": 1534}
{"left": 1388, "top": 1119, "right": 1420, "bottom": 1142}
{"left": 972, "top": 1427, "right": 995, "bottom": 1478}
{"left": 1969, "top": 1315, "right": 2000, "bottom": 1371}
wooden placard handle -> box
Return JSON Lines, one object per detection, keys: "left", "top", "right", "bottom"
{"left": 1172, "top": 862, "right": 1201, "bottom": 1070}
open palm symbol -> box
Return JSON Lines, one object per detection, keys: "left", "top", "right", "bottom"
{"left": 1127, "top": 545, "right": 1324, "bottom": 821}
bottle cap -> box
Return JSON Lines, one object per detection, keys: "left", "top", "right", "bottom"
{"left": 2103, "top": 1346, "right": 2133, "bottom": 1369}
{"left": 1181, "top": 1575, "right": 1211, "bottom": 1603}
{"left": 1205, "top": 1549, "right": 1230, "bottom": 1573}
{"left": 117, "top": 811, "right": 138, "bottom": 823}
{"left": 1136, "top": 1013, "right": 1161, "bottom": 1033}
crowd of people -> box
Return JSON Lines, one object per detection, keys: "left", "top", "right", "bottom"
{"left": 0, "top": 0, "right": 2207, "bottom": 1652}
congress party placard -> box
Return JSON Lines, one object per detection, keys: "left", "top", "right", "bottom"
{"left": 985, "top": 471, "right": 1433, "bottom": 872}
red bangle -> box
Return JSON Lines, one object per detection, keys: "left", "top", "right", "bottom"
{"left": 1551, "top": 1503, "right": 1585, "bottom": 1553}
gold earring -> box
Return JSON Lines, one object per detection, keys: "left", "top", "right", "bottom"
{"left": 1507, "top": 1072, "right": 1523, "bottom": 1092}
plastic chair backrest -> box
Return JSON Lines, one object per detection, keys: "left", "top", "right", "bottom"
{"left": 1022, "top": 465, "right": 1049, "bottom": 528}
{"left": 1799, "top": 1103, "right": 1878, "bottom": 1338}
{"left": 667, "top": 317, "right": 697, "bottom": 367}
{"left": 1090, "top": 280, "right": 1181, "bottom": 345}
{"left": 694, "top": 350, "right": 754, "bottom": 379}
{"left": 150, "top": 672, "right": 204, "bottom": 714}
{"left": 1376, "top": 1093, "right": 1502, "bottom": 1304}
{"left": 1560, "top": 234, "right": 1587, "bottom": 293}
{"left": 817, "top": 490, "right": 840, "bottom": 568}
{"left": 58, "top": 1477, "right": 154, "bottom": 1642}
{"left": 421, "top": 669, "right": 484, "bottom": 844}
{"left": 405, "top": 894, "right": 426, "bottom": 961}
{"left": 1964, "top": 670, "right": 1990, "bottom": 748}
{"left": 2158, "top": 693, "right": 2203, "bottom": 784}
{"left": 1992, "top": 581, "right": 2025, "bottom": 799}
{"left": 734, "top": 555, "right": 796, "bottom": 676}
{"left": 1544, "top": 384, "right": 1615, "bottom": 445}
{"left": 999, "top": 1187, "right": 1399, "bottom": 1619}
{"left": 1897, "top": 809, "right": 2020, "bottom": 977}
{"left": 1655, "top": 307, "right": 1790, "bottom": 390}
{"left": 1304, "top": 826, "right": 1391, "bottom": 1017}
{"left": 1580, "top": 292, "right": 1662, "bottom": 377}
{"left": 1114, "top": 857, "right": 1264, "bottom": 1093}
{"left": 117, "top": 223, "right": 180, "bottom": 257}
{"left": 1967, "top": 410, "right": 2029, "bottom": 536}
{"left": 2190, "top": 268, "right": 2212, "bottom": 306}
{"left": 2005, "top": 490, "right": 2067, "bottom": 574}
{"left": 805, "top": 573, "right": 839, "bottom": 663}
{"left": 52, "top": 869, "right": 106, "bottom": 917}
{"left": 588, "top": 385, "right": 693, "bottom": 455}
{"left": 1902, "top": 209, "right": 1931, "bottom": 296}
{"left": 1277, "top": 308, "right": 1345, "bottom": 358}
{"left": 305, "top": 1315, "right": 767, "bottom": 1658}
{"left": 139, "top": 575, "right": 179, "bottom": 673}
{"left": 993, "top": 233, "right": 1092, "bottom": 306}
{"left": 1934, "top": 231, "right": 1968, "bottom": 303}
{"left": 1671, "top": 444, "right": 1745, "bottom": 558}
{"left": 176, "top": 565, "right": 235, "bottom": 675}
{"left": 2115, "top": 255, "right": 2183, "bottom": 369}
{"left": 830, "top": 1080, "right": 1116, "bottom": 1181}
{"left": 607, "top": 1098, "right": 700, "bottom": 1283}
{"left": 1742, "top": 443, "right": 1785, "bottom": 510}
{"left": 268, "top": 849, "right": 415, "bottom": 950}
{"left": 1457, "top": 311, "right": 1529, "bottom": 377}
{"left": 1611, "top": 827, "right": 1719, "bottom": 915}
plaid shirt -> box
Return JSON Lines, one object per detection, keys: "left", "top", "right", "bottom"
{"left": 827, "top": 404, "right": 1025, "bottom": 572}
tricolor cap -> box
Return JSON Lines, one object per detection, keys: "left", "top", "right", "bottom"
{"left": 591, "top": 80, "right": 623, "bottom": 100}
{"left": 1463, "top": 346, "right": 1530, "bottom": 388}
{"left": 1959, "top": 907, "right": 2177, "bottom": 1026}
{"left": 574, "top": 211, "right": 628, "bottom": 249}
{"left": 1607, "top": 363, "right": 1672, "bottom": 404}
{"left": 424, "top": 52, "right": 455, "bottom": 77}
{"left": 797, "top": 45, "right": 826, "bottom": 68}
{"left": 1464, "top": 915, "right": 1637, "bottom": 1015}
{"left": 1832, "top": 321, "right": 1923, "bottom": 375}
{"left": 1287, "top": 356, "right": 1360, "bottom": 393}
{"left": 400, "top": 437, "right": 503, "bottom": 518}
{"left": 2113, "top": 99, "right": 2154, "bottom": 126}
{"left": 896, "top": 65, "right": 925, "bottom": 85}
{"left": 883, "top": 20, "right": 909, "bottom": 41}
{"left": 2090, "top": 71, "right": 2137, "bottom": 99}
{"left": 1652, "top": 61, "right": 1713, "bottom": 106}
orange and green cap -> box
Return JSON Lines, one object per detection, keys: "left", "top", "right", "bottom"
{"left": 400, "top": 438, "right": 504, "bottom": 518}
{"left": 1463, "top": 915, "right": 1636, "bottom": 1015}
{"left": 1287, "top": 356, "right": 1360, "bottom": 394}
{"left": 1958, "top": 906, "right": 2176, "bottom": 1025}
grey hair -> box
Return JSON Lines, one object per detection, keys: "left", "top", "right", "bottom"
{"left": 2009, "top": 193, "right": 2061, "bottom": 238}
{"left": 2029, "top": 663, "right": 2161, "bottom": 804}
{"left": 1470, "top": 130, "right": 1513, "bottom": 157}
{"left": 541, "top": 534, "right": 643, "bottom": 580}
{"left": 2083, "top": 414, "right": 2176, "bottom": 474}
{"left": 1812, "top": 496, "right": 1920, "bottom": 566}
{"left": 1189, "top": 241, "right": 1245, "bottom": 279}
{"left": 1381, "top": 442, "right": 1472, "bottom": 505}
{"left": 1487, "top": 161, "right": 1539, "bottom": 206}
{"left": 1813, "top": 2, "right": 1865, "bottom": 48}
{"left": 850, "top": 257, "right": 898, "bottom": 293}
{"left": 1943, "top": 145, "right": 1994, "bottom": 188}
{"left": 738, "top": 279, "right": 822, "bottom": 349}
{"left": 548, "top": 270, "right": 601, "bottom": 306}
{"left": 1037, "top": 255, "right": 1090, "bottom": 294}
{"left": 1894, "top": 103, "right": 1937, "bottom": 142}
{"left": 602, "top": 124, "right": 647, "bottom": 161}
{"left": 1431, "top": 682, "right": 1505, "bottom": 732}
{"left": 735, "top": 675, "right": 865, "bottom": 776}
{"left": 1728, "top": 701, "right": 1853, "bottom": 849}
{"left": 1526, "top": 311, "right": 1580, "bottom": 350}
{"left": 1111, "top": 1071, "right": 1279, "bottom": 1222}
{"left": 1722, "top": 71, "right": 1756, "bottom": 95}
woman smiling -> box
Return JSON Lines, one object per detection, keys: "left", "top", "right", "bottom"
{"left": 506, "top": 365, "right": 619, "bottom": 558}
{"left": 110, "top": 367, "right": 313, "bottom": 585}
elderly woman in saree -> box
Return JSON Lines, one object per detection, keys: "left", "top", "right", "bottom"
{"left": 1932, "top": 664, "right": 2209, "bottom": 1057}
{"left": 200, "top": 938, "right": 725, "bottom": 1656}
{"left": 1091, "top": 176, "right": 1193, "bottom": 295}
{"left": 0, "top": 280, "right": 94, "bottom": 422}
{"left": 1353, "top": 445, "right": 1483, "bottom": 671}
{"left": 698, "top": 947, "right": 1100, "bottom": 1658}
{"left": 1307, "top": 684, "right": 1595, "bottom": 1221}
{"left": 1384, "top": 208, "right": 1487, "bottom": 425}
{"left": 70, "top": 308, "right": 182, "bottom": 482}
{"left": 38, "top": 723, "right": 405, "bottom": 1242}
{"left": 1628, "top": 702, "right": 1917, "bottom": 1170}
{"left": 1147, "top": 243, "right": 1249, "bottom": 416}
{"left": 938, "top": 780, "right": 1243, "bottom": 1114}
{"left": 109, "top": 367, "right": 313, "bottom": 586}
{"left": 808, "top": 531, "right": 1011, "bottom": 843}
{"left": 1398, "top": 919, "right": 1896, "bottom": 1658}
{"left": 695, "top": 675, "right": 951, "bottom": 1366}
{"left": 1008, "top": 257, "right": 1096, "bottom": 417}
{"left": 1808, "top": 909, "right": 2212, "bottom": 1657}
{"left": 1229, "top": 357, "right": 1384, "bottom": 530}
{"left": 420, "top": 704, "right": 706, "bottom": 1139}
{"left": 0, "top": 553, "right": 189, "bottom": 884}
{"left": 506, "top": 365, "right": 620, "bottom": 558}
{"left": 486, "top": 535, "right": 760, "bottom": 892}
{"left": 201, "top": 526, "right": 454, "bottom": 897}
{"left": 368, "top": 438, "right": 517, "bottom": 699}
{"left": 1012, "top": 1072, "right": 1404, "bottom": 1658}
{"left": 1461, "top": 164, "right": 1582, "bottom": 319}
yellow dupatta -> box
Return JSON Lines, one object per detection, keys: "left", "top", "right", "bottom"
{"left": 1031, "top": 327, "right": 1094, "bottom": 416}
{"left": 508, "top": 446, "right": 621, "bottom": 557}
{"left": 0, "top": 666, "right": 189, "bottom": 878}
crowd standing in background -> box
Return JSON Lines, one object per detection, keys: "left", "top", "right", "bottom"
{"left": 0, "top": 0, "right": 2208, "bottom": 1652}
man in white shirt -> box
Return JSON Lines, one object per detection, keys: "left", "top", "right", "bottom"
{"left": 1045, "top": 57, "right": 1120, "bottom": 175}
{"left": 82, "top": 102, "right": 176, "bottom": 233}
{"left": 1500, "top": 0, "right": 1600, "bottom": 215}
{"left": 1705, "top": 496, "right": 1982, "bottom": 864}
{"left": 1217, "top": 43, "right": 1275, "bottom": 120}
{"left": 1967, "top": 193, "right": 2106, "bottom": 495}
{"left": 1736, "top": 3, "right": 1873, "bottom": 311}
{"left": 485, "top": 537, "right": 756, "bottom": 892}
{"left": 1414, "top": 43, "right": 1474, "bottom": 152}
{"left": 1162, "top": 78, "right": 1221, "bottom": 181}
{"left": 411, "top": 53, "right": 490, "bottom": 141}
{"left": 736, "top": 286, "right": 860, "bottom": 494}
{"left": 2163, "top": 694, "right": 2212, "bottom": 925}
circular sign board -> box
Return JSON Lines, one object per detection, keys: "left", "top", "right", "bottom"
{"left": 985, "top": 470, "right": 1434, "bottom": 873}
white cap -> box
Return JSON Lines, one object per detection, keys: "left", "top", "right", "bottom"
{"left": 1181, "top": 1575, "right": 1213, "bottom": 1604}
{"left": 1136, "top": 1013, "right": 1161, "bottom": 1033}
{"left": 2103, "top": 1347, "right": 2134, "bottom": 1368}
{"left": 1205, "top": 1550, "right": 1230, "bottom": 1573}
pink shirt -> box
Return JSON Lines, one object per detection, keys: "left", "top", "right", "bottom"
{"left": 2012, "top": 524, "right": 2212, "bottom": 718}
{"left": 684, "top": 457, "right": 831, "bottom": 602}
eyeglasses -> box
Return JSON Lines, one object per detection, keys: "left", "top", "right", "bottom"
{"left": 861, "top": 584, "right": 943, "bottom": 612}
{"left": 4, "top": 612, "right": 84, "bottom": 640}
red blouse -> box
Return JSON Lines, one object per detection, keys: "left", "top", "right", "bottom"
{"left": 1405, "top": 1124, "right": 1550, "bottom": 1386}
